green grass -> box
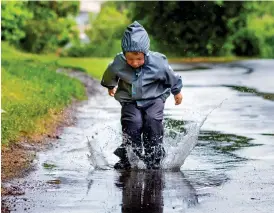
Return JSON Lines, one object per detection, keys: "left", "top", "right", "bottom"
{"left": 57, "top": 57, "right": 111, "bottom": 80}
{"left": 1, "top": 44, "right": 85, "bottom": 145}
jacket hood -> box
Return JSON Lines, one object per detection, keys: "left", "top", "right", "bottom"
{"left": 121, "top": 21, "right": 150, "bottom": 55}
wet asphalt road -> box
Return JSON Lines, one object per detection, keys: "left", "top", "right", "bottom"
{"left": 2, "top": 60, "right": 274, "bottom": 213}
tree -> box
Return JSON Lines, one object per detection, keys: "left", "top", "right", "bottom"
{"left": 84, "top": 1, "right": 130, "bottom": 57}
{"left": 245, "top": 1, "right": 274, "bottom": 57}
{"left": 86, "top": 3, "right": 129, "bottom": 44}
{"left": 1, "top": 1, "right": 33, "bottom": 44}
{"left": 1, "top": 1, "right": 80, "bottom": 53}
{"left": 131, "top": 1, "right": 247, "bottom": 56}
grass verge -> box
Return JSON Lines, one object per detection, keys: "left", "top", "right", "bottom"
{"left": 1, "top": 43, "right": 87, "bottom": 145}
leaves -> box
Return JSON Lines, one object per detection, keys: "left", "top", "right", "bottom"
{"left": 1, "top": 1, "right": 80, "bottom": 53}
{"left": 130, "top": 1, "right": 274, "bottom": 57}
{"left": 1, "top": 1, "right": 33, "bottom": 43}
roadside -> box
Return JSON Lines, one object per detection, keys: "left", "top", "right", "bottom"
{"left": 1, "top": 68, "right": 101, "bottom": 213}
{"left": 1, "top": 103, "right": 76, "bottom": 183}
{"left": 1, "top": 43, "right": 104, "bottom": 199}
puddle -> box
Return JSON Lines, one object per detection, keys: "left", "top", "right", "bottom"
{"left": 261, "top": 133, "right": 274, "bottom": 136}
{"left": 198, "top": 130, "right": 257, "bottom": 152}
{"left": 42, "top": 163, "right": 57, "bottom": 170}
{"left": 224, "top": 85, "right": 274, "bottom": 101}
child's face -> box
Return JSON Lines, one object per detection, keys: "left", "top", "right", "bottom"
{"left": 125, "top": 52, "right": 145, "bottom": 69}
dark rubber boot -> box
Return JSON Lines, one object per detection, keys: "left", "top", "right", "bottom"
{"left": 113, "top": 144, "right": 127, "bottom": 159}
{"left": 114, "top": 159, "right": 131, "bottom": 170}
{"left": 113, "top": 145, "right": 131, "bottom": 170}
{"left": 145, "top": 145, "right": 166, "bottom": 169}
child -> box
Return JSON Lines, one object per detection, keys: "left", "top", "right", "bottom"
{"left": 101, "top": 21, "right": 183, "bottom": 169}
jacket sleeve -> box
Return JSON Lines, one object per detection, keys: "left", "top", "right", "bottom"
{"left": 101, "top": 61, "right": 119, "bottom": 89}
{"left": 164, "top": 61, "right": 183, "bottom": 95}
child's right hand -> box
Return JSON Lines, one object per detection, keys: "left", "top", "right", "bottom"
{"left": 108, "top": 88, "right": 117, "bottom": 97}
{"left": 174, "top": 92, "right": 183, "bottom": 105}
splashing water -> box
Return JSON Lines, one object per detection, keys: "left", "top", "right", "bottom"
{"left": 161, "top": 117, "right": 206, "bottom": 169}
{"left": 87, "top": 103, "right": 223, "bottom": 170}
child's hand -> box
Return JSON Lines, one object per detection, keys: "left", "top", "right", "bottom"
{"left": 108, "top": 88, "right": 117, "bottom": 97}
{"left": 174, "top": 93, "right": 183, "bottom": 105}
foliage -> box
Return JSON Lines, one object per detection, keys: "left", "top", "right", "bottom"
{"left": 1, "top": 1, "right": 80, "bottom": 53}
{"left": 130, "top": 1, "right": 274, "bottom": 57}
{"left": 20, "top": 17, "right": 78, "bottom": 53}
{"left": 60, "top": 43, "right": 95, "bottom": 57}
{"left": 245, "top": 1, "right": 274, "bottom": 57}
{"left": 64, "top": 1, "right": 130, "bottom": 57}
{"left": 26, "top": 0, "right": 79, "bottom": 18}
{"left": 227, "top": 28, "right": 260, "bottom": 56}
{"left": 131, "top": 1, "right": 247, "bottom": 56}
{"left": 1, "top": 1, "right": 33, "bottom": 44}
{"left": 86, "top": 2, "right": 129, "bottom": 43}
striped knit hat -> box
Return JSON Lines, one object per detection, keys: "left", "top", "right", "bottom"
{"left": 121, "top": 21, "right": 150, "bottom": 55}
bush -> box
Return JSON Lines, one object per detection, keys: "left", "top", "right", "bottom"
{"left": 20, "top": 17, "right": 79, "bottom": 53}
{"left": 1, "top": 1, "right": 80, "bottom": 53}
{"left": 1, "top": 1, "right": 33, "bottom": 44}
{"left": 247, "top": 14, "right": 274, "bottom": 58}
{"left": 229, "top": 29, "right": 261, "bottom": 56}
{"left": 60, "top": 43, "right": 95, "bottom": 57}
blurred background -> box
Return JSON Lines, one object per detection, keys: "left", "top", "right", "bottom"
{"left": 2, "top": 0, "right": 274, "bottom": 58}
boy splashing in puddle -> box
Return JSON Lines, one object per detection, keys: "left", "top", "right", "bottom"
{"left": 101, "top": 21, "right": 183, "bottom": 169}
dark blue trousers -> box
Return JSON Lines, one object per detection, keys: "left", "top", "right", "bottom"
{"left": 114, "top": 99, "right": 166, "bottom": 167}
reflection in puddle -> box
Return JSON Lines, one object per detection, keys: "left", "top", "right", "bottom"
{"left": 164, "top": 118, "right": 187, "bottom": 133}
{"left": 46, "top": 179, "right": 61, "bottom": 184}
{"left": 261, "top": 133, "right": 274, "bottom": 136}
{"left": 42, "top": 162, "right": 57, "bottom": 170}
{"left": 116, "top": 170, "right": 165, "bottom": 213}
{"left": 224, "top": 85, "right": 274, "bottom": 101}
{"left": 115, "top": 170, "right": 198, "bottom": 213}
{"left": 198, "top": 130, "right": 257, "bottom": 152}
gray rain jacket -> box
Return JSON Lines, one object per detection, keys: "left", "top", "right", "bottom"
{"left": 101, "top": 21, "right": 183, "bottom": 107}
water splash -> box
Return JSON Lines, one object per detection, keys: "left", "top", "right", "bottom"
{"left": 87, "top": 102, "right": 224, "bottom": 170}
{"left": 162, "top": 116, "right": 206, "bottom": 169}
{"left": 162, "top": 101, "right": 225, "bottom": 169}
